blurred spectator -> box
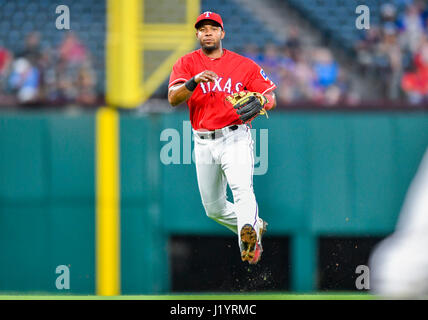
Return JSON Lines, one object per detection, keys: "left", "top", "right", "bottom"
{"left": 0, "top": 46, "right": 12, "bottom": 75}
{"left": 355, "top": 26, "right": 382, "bottom": 73}
{"left": 401, "top": 34, "right": 428, "bottom": 104}
{"left": 324, "top": 84, "right": 342, "bottom": 106}
{"left": 284, "top": 26, "right": 302, "bottom": 61}
{"left": 276, "top": 48, "right": 317, "bottom": 104}
{"left": 376, "top": 24, "right": 403, "bottom": 100}
{"left": 38, "top": 48, "right": 60, "bottom": 102}
{"left": 18, "top": 32, "right": 43, "bottom": 66}
{"left": 396, "top": 3, "right": 425, "bottom": 53}
{"left": 381, "top": 3, "right": 397, "bottom": 24}
{"left": 0, "top": 46, "right": 12, "bottom": 88}
{"left": 242, "top": 43, "right": 262, "bottom": 65}
{"left": 59, "top": 31, "right": 87, "bottom": 65}
{"left": 293, "top": 50, "right": 318, "bottom": 101}
{"left": 8, "top": 57, "right": 41, "bottom": 104}
{"left": 0, "top": 45, "right": 15, "bottom": 105}
{"left": 76, "top": 59, "right": 97, "bottom": 105}
{"left": 259, "top": 43, "right": 282, "bottom": 87}
{"left": 312, "top": 48, "right": 341, "bottom": 105}
{"left": 54, "top": 31, "right": 96, "bottom": 106}
{"left": 312, "top": 47, "right": 338, "bottom": 88}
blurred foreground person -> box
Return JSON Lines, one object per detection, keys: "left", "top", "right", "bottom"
{"left": 369, "top": 148, "right": 428, "bottom": 298}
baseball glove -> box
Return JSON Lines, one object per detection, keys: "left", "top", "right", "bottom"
{"left": 226, "top": 91, "right": 268, "bottom": 123}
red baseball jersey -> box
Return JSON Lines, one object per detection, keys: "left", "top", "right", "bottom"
{"left": 168, "top": 48, "right": 277, "bottom": 131}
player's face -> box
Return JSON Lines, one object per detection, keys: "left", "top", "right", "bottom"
{"left": 196, "top": 22, "right": 225, "bottom": 52}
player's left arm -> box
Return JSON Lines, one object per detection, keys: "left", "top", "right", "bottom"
{"left": 245, "top": 61, "right": 278, "bottom": 111}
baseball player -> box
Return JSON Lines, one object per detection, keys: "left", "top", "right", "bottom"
{"left": 369, "top": 147, "right": 428, "bottom": 298}
{"left": 168, "top": 11, "right": 277, "bottom": 264}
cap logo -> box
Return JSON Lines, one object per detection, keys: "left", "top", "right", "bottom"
{"left": 203, "top": 11, "right": 212, "bottom": 18}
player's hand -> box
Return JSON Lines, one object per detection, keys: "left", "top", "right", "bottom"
{"left": 194, "top": 70, "right": 218, "bottom": 83}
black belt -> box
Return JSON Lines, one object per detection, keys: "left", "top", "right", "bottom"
{"left": 196, "top": 125, "right": 239, "bottom": 140}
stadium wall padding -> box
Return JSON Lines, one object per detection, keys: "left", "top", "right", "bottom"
{"left": 0, "top": 110, "right": 427, "bottom": 293}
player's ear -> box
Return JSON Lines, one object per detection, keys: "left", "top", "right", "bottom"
{"left": 221, "top": 29, "right": 225, "bottom": 40}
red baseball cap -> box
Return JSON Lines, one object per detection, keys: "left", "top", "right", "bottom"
{"left": 195, "top": 11, "right": 224, "bottom": 30}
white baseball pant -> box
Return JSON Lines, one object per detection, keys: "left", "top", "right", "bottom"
{"left": 193, "top": 124, "right": 263, "bottom": 245}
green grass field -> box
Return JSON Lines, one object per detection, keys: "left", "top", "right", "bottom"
{"left": 0, "top": 292, "right": 376, "bottom": 300}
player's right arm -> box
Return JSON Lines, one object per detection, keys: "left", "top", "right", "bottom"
{"left": 168, "top": 70, "right": 218, "bottom": 107}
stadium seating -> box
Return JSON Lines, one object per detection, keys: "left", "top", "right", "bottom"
{"left": 201, "top": 0, "right": 280, "bottom": 50}
{"left": 0, "top": 0, "right": 278, "bottom": 96}
{"left": 0, "top": 0, "right": 106, "bottom": 93}
{"left": 285, "top": 0, "right": 382, "bottom": 50}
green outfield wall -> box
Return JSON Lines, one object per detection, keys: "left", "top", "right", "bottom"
{"left": 1, "top": 110, "right": 427, "bottom": 294}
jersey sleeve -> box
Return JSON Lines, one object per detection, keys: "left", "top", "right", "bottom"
{"left": 245, "top": 60, "right": 277, "bottom": 95}
{"left": 168, "top": 56, "right": 192, "bottom": 88}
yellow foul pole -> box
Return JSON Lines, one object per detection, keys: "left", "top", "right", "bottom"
{"left": 106, "top": 0, "right": 142, "bottom": 108}
{"left": 96, "top": 0, "right": 141, "bottom": 296}
{"left": 96, "top": 106, "right": 120, "bottom": 296}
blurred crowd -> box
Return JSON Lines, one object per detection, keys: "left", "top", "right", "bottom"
{"left": 2, "top": 1, "right": 428, "bottom": 108}
{"left": 242, "top": 27, "right": 356, "bottom": 107}
{"left": 242, "top": 0, "right": 428, "bottom": 107}
{"left": 0, "top": 31, "right": 98, "bottom": 108}
{"left": 355, "top": 0, "right": 428, "bottom": 104}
